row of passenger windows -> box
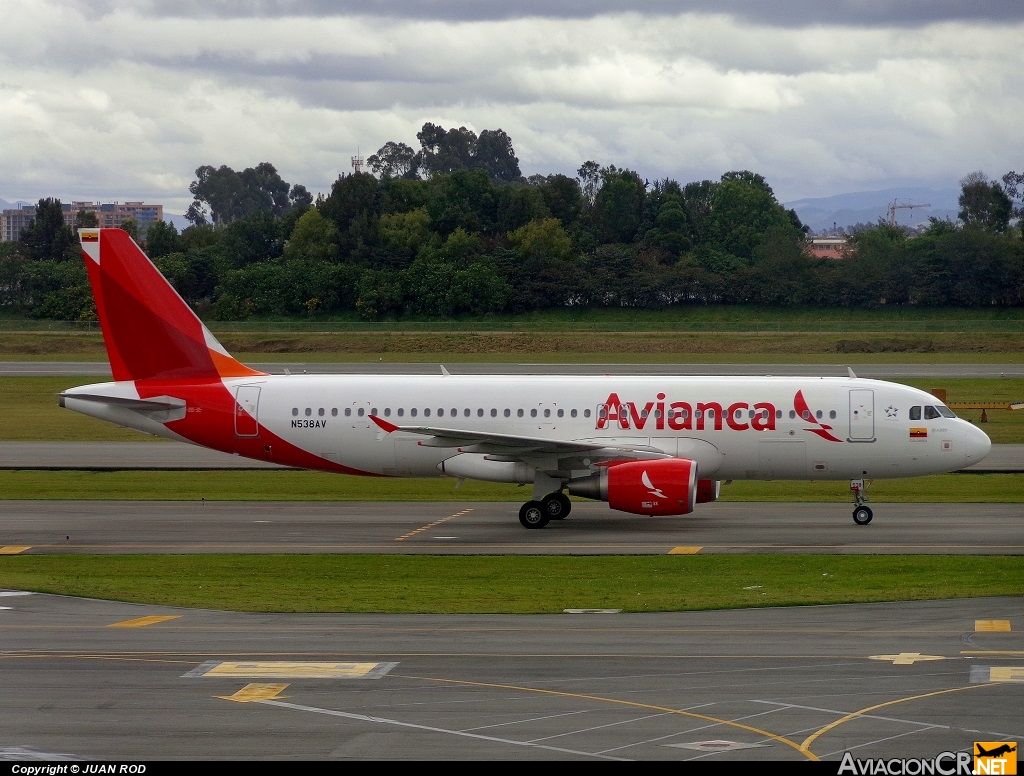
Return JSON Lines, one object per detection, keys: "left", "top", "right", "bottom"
{"left": 289, "top": 406, "right": 840, "bottom": 421}
{"left": 292, "top": 406, "right": 597, "bottom": 419}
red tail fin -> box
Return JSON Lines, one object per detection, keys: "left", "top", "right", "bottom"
{"left": 79, "top": 228, "right": 263, "bottom": 382}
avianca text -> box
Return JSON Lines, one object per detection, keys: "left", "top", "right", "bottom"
{"left": 597, "top": 392, "right": 776, "bottom": 432}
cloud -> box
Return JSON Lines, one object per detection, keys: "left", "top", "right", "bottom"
{"left": 78, "top": 1, "right": 1024, "bottom": 27}
{"left": 1, "top": 1, "right": 1022, "bottom": 211}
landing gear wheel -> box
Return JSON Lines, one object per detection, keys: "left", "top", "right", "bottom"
{"left": 852, "top": 506, "right": 874, "bottom": 525}
{"left": 519, "top": 501, "right": 550, "bottom": 529}
{"left": 543, "top": 492, "right": 572, "bottom": 520}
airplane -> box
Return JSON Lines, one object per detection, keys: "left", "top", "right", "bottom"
{"left": 60, "top": 228, "right": 992, "bottom": 529}
{"left": 976, "top": 744, "right": 1017, "bottom": 758}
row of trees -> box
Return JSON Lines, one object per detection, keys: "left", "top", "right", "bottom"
{"left": 2, "top": 127, "right": 1023, "bottom": 320}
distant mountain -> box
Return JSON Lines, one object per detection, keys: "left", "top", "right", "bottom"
{"left": 0, "top": 197, "right": 31, "bottom": 212}
{"left": 785, "top": 187, "right": 960, "bottom": 234}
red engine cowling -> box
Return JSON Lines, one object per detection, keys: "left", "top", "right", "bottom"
{"left": 569, "top": 459, "right": 698, "bottom": 516}
{"left": 696, "top": 479, "right": 721, "bottom": 503}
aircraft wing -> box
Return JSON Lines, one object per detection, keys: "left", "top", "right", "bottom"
{"left": 369, "top": 415, "right": 672, "bottom": 465}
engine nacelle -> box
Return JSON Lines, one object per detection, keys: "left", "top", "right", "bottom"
{"left": 569, "top": 458, "right": 697, "bottom": 516}
{"left": 696, "top": 479, "right": 721, "bottom": 503}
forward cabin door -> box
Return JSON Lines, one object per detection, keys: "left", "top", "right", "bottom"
{"left": 848, "top": 389, "right": 875, "bottom": 442}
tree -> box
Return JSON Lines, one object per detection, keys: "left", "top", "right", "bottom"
{"left": 19, "top": 198, "right": 76, "bottom": 262}
{"left": 958, "top": 171, "right": 1012, "bottom": 232}
{"left": 119, "top": 218, "right": 140, "bottom": 242}
{"left": 576, "top": 161, "right": 601, "bottom": 206}
{"left": 144, "top": 220, "right": 181, "bottom": 258}
{"left": 74, "top": 209, "right": 99, "bottom": 228}
{"left": 187, "top": 162, "right": 302, "bottom": 225}
{"left": 368, "top": 141, "right": 417, "bottom": 179}
{"left": 416, "top": 123, "right": 477, "bottom": 178}
{"left": 593, "top": 166, "right": 646, "bottom": 244}
{"left": 473, "top": 129, "right": 521, "bottom": 181}
{"left": 282, "top": 209, "right": 339, "bottom": 264}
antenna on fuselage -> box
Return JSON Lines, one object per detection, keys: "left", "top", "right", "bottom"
{"left": 847, "top": 366, "right": 858, "bottom": 379}
{"left": 440, "top": 365, "right": 451, "bottom": 377}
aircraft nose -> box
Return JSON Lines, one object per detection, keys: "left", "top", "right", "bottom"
{"left": 963, "top": 423, "right": 992, "bottom": 465}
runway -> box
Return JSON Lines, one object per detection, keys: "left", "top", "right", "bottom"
{"left": 4, "top": 360, "right": 1022, "bottom": 762}
{"left": 3, "top": 500, "right": 1023, "bottom": 555}
{"left": 5, "top": 360, "right": 1024, "bottom": 377}
{"left": 1, "top": 591, "right": 1021, "bottom": 761}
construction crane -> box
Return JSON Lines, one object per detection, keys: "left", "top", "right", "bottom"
{"left": 888, "top": 200, "right": 930, "bottom": 225}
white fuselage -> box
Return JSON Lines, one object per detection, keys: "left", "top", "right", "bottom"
{"left": 65, "top": 374, "right": 992, "bottom": 483}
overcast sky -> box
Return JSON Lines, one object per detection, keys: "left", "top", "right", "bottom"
{"left": 2, "top": 1, "right": 1023, "bottom": 213}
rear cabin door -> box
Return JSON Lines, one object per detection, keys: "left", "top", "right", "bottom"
{"left": 234, "top": 385, "right": 261, "bottom": 438}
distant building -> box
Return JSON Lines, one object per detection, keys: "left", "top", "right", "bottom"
{"left": 0, "top": 204, "right": 36, "bottom": 243}
{"left": 805, "top": 236, "right": 849, "bottom": 259}
{"left": 0, "top": 200, "right": 164, "bottom": 242}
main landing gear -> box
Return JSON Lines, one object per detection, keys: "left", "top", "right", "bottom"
{"left": 518, "top": 492, "right": 571, "bottom": 529}
{"left": 850, "top": 479, "right": 873, "bottom": 525}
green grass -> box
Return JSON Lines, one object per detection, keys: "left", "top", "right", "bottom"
{"left": 0, "top": 470, "right": 1019, "bottom": 502}
{"left": 0, "top": 554, "right": 1021, "bottom": 613}
{"left": 3, "top": 305, "right": 1024, "bottom": 333}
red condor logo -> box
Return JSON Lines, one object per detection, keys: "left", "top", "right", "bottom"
{"left": 595, "top": 390, "right": 843, "bottom": 442}
{"left": 794, "top": 390, "right": 842, "bottom": 442}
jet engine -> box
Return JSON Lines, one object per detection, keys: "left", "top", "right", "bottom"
{"left": 569, "top": 458, "right": 697, "bottom": 516}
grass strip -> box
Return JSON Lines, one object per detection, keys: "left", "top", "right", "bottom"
{"left": 0, "top": 472, "right": 1020, "bottom": 502}
{"left": 0, "top": 554, "right": 1021, "bottom": 613}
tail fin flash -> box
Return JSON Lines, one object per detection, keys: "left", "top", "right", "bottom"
{"left": 79, "top": 228, "right": 263, "bottom": 382}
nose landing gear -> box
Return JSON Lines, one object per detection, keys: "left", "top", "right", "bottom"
{"left": 850, "top": 479, "right": 873, "bottom": 525}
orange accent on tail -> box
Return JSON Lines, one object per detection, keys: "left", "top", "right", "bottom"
{"left": 80, "top": 229, "right": 265, "bottom": 382}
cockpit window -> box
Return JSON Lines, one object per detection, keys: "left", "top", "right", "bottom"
{"left": 924, "top": 406, "right": 941, "bottom": 420}
{"left": 909, "top": 406, "right": 921, "bottom": 420}
{"left": 936, "top": 405, "right": 956, "bottom": 419}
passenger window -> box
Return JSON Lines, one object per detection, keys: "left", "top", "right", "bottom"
{"left": 411, "top": 408, "right": 417, "bottom": 417}
{"left": 531, "top": 409, "right": 538, "bottom": 418}
{"left": 829, "top": 410, "right": 836, "bottom": 419}
{"left": 357, "top": 408, "right": 365, "bottom": 417}
{"left": 371, "top": 407, "right": 378, "bottom": 415}
{"left": 384, "top": 408, "right": 391, "bottom": 417}
{"left": 318, "top": 408, "right": 325, "bottom": 416}
{"left": 557, "top": 409, "right": 564, "bottom": 418}
{"left": 571, "top": 409, "right": 578, "bottom": 418}
{"left": 789, "top": 410, "right": 796, "bottom": 419}
{"left": 909, "top": 406, "right": 921, "bottom": 420}
{"left": 815, "top": 410, "right": 822, "bottom": 419}
{"left": 504, "top": 409, "right": 510, "bottom": 417}
{"left": 331, "top": 408, "right": 338, "bottom": 417}
{"left": 345, "top": 408, "right": 351, "bottom": 417}
{"left": 477, "top": 408, "right": 484, "bottom": 417}
{"left": 397, "top": 408, "right": 404, "bottom": 417}
{"left": 584, "top": 409, "right": 591, "bottom": 418}
{"left": 464, "top": 408, "right": 471, "bottom": 417}
{"left": 424, "top": 408, "right": 431, "bottom": 417}
{"left": 491, "top": 409, "right": 497, "bottom": 417}
{"left": 801, "top": 410, "right": 810, "bottom": 420}
{"left": 517, "top": 409, "right": 524, "bottom": 418}
{"left": 292, "top": 408, "right": 298, "bottom": 416}
{"left": 544, "top": 409, "right": 551, "bottom": 418}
